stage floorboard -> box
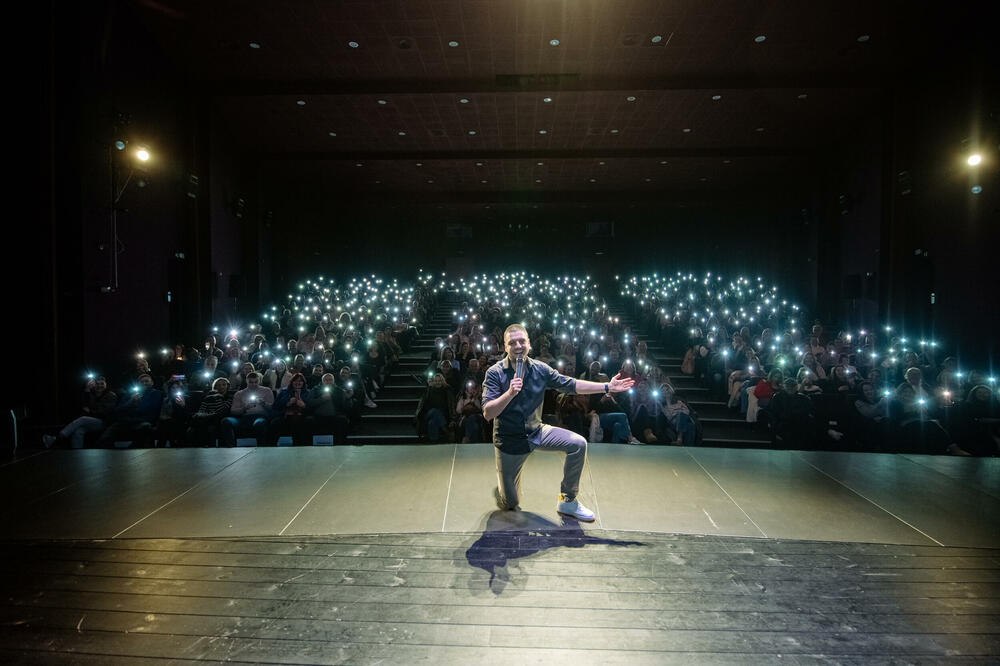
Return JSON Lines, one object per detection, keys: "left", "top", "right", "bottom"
{"left": 1, "top": 445, "right": 997, "bottom": 663}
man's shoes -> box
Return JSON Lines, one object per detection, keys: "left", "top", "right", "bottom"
{"left": 493, "top": 486, "right": 518, "bottom": 511}
{"left": 42, "top": 434, "right": 57, "bottom": 449}
{"left": 557, "top": 494, "right": 595, "bottom": 522}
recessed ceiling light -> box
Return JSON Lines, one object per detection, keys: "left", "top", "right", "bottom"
{"left": 610, "top": 129, "right": 619, "bottom": 134}
{"left": 723, "top": 159, "right": 732, "bottom": 164}
{"left": 415, "top": 162, "right": 423, "bottom": 167}
{"left": 599, "top": 161, "right": 606, "bottom": 165}
{"left": 328, "top": 132, "right": 337, "bottom": 137}
{"left": 398, "top": 131, "right": 407, "bottom": 136}
{"left": 644, "top": 178, "right": 651, "bottom": 182}
{"left": 659, "top": 160, "right": 668, "bottom": 165}
{"left": 754, "top": 35, "right": 766, "bottom": 43}
{"left": 348, "top": 41, "right": 360, "bottom": 48}
{"left": 651, "top": 35, "right": 663, "bottom": 43}
{"left": 700, "top": 177, "right": 708, "bottom": 181}
{"left": 971, "top": 185, "right": 982, "bottom": 194}
{"left": 468, "top": 130, "right": 477, "bottom": 135}
{"left": 755, "top": 127, "right": 765, "bottom": 132}
{"left": 543, "top": 97, "right": 553, "bottom": 103}
{"left": 682, "top": 128, "right": 692, "bottom": 133}
{"left": 712, "top": 95, "right": 722, "bottom": 100}
{"left": 355, "top": 163, "right": 363, "bottom": 167}
{"left": 459, "top": 98, "right": 469, "bottom": 104}
{"left": 427, "top": 180, "right": 434, "bottom": 183}
{"left": 475, "top": 162, "right": 484, "bottom": 166}
{"left": 797, "top": 93, "right": 808, "bottom": 99}
{"left": 377, "top": 99, "right": 387, "bottom": 105}
{"left": 296, "top": 100, "right": 306, "bottom": 106}
{"left": 626, "top": 96, "right": 636, "bottom": 102}
{"left": 589, "top": 178, "right": 596, "bottom": 183}
{"left": 249, "top": 42, "right": 261, "bottom": 49}
{"left": 549, "top": 39, "right": 560, "bottom": 46}
{"left": 481, "top": 180, "right": 487, "bottom": 183}
{"left": 374, "top": 180, "right": 380, "bottom": 184}
{"left": 535, "top": 179, "right": 541, "bottom": 183}
{"left": 448, "top": 40, "right": 459, "bottom": 47}
{"left": 857, "top": 35, "right": 870, "bottom": 42}
{"left": 538, "top": 129, "right": 547, "bottom": 134}
{"left": 537, "top": 162, "right": 544, "bottom": 166}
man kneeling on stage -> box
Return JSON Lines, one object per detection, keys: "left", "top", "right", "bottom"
{"left": 483, "top": 324, "right": 635, "bottom": 521}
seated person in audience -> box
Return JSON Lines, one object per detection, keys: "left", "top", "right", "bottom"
{"left": 204, "top": 336, "right": 224, "bottom": 361}
{"left": 271, "top": 373, "right": 312, "bottom": 445}
{"left": 629, "top": 381, "right": 661, "bottom": 444}
{"left": 306, "top": 373, "right": 350, "bottom": 445}
{"left": 97, "top": 373, "right": 163, "bottom": 447}
{"left": 415, "top": 371, "right": 455, "bottom": 443}
{"left": 186, "top": 378, "right": 232, "bottom": 446}
{"left": 555, "top": 390, "right": 589, "bottom": 439}
{"left": 768, "top": 378, "right": 814, "bottom": 450}
{"left": 156, "top": 378, "right": 192, "bottom": 446}
{"left": 460, "top": 357, "right": 485, "bottom": 390}
{"left": 854, "top": 381, "right": 891, "bottom": 451}
{"left": 579, "top": 360, "right": 604, "bottom": 382}
{"left": 949, "top": 385, "right": 1000, "bottom": 456}
{"left": 935, "top": 357, "right": 960, "bottom": 388}
{"left": 438, "top": 359, "right": 462, "bottom": 394}
{"left": 335, "top": 365, "right": 364, "bottom": 429}
{"left": 660, "top": 384, "right": 696, "bottom": 445}
{"left": 457, "top": 381, "right": 487, "bottom": 443}
{"left": 220, "top": 371, "right": 273, "bottom": 447}
{"left": 43, "top": 375, "right": 118, "bottom": 448}
{"left": 589, "top": 390, "right": 636, "bottom": 444}
{"left": 306, "top": 363, "right": 325, "bottom": 389}
{"left": 754, "top": 370, "right": 784, "bottom": 410}
{"left": 800, "top": 352, "right": 827, "bottom": 382}
{"left": 535, "top": 342, "right": 557, "bottom": 366}
{"left": 194, "top": 355, "right": 226, "bottom": 391}
{"left": 797, "top": 368, "right": 823, "bottom": 395}
{"left": 122, "top": 357, "right": 155, "bottom": 391}
{"left": 290, "top": 353, "right": 307, "bottom": 376}
{"left": 834, "top": 351, "right": 858, "bottom": 378}
{"left": 264, "top": 359, "right": 292, "bottom": 391}
{"left": 888, "top": 382, "right": 966, "bottom": 455}
{"left": 828, "top": 364, "right": 858, "bottom": 394}
{"left": 161, "top": 344, "right": 187, "bottom": 379}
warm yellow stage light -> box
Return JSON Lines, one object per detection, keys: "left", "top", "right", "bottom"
{"left": 136, "top": 147, "right": 150, "bottom": 162}
{"left": 967, "top": 153, "right": 982, "bottom": 166}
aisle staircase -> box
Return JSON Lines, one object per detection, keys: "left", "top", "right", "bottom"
{"left": 346, "top": 301, "right": 456, "bottom": 444}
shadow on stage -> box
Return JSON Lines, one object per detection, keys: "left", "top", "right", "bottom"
{"left": 462, "top": 510, "right": 645, "bottom": 596}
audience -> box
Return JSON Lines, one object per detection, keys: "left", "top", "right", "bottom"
{"left": 51, "top": 269, "right": 997, "bottom": 457}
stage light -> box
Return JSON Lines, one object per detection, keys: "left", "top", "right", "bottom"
{"left": 135, "top": 146, "right": 150, "bottom": 162}
{"left": 967, "top": 154, "right": 982, "bottom": 166}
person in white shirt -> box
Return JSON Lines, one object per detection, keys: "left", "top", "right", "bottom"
{"left": 219, "top": 372, "right": 274, "bottom": 446}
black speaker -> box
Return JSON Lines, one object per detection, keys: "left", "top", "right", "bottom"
{"left": 842, "top": 274, "right": 862, "bottom": 299}
{"left": 228, "top": 274, "right": 246, "bottom": 298}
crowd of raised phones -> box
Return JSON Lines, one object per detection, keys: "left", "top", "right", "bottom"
{"left": 625, "top": 273, "right": 1000, "bottom": 456}
{"left": 44, "top": 275, "right": 427, "bottom": 448}
{"left": 44, "top": 270, "right": 999, "bottom": 456}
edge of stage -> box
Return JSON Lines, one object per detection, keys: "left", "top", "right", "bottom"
{"left": 2, "top": 443, "right": 997, "bottom": 547}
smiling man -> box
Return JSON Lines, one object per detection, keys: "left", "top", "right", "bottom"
{"left": 483, "top": 324, "right": 634, "bottom": 521}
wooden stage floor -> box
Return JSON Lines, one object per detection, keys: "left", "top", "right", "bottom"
{"left": 1, "top": 444, "right": 997, "bottom": 663}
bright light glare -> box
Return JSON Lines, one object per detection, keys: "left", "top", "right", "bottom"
{"left": 967, "top": 154, "right": 982, "bottom": 166}
{"left": 135, "top": 147, "right": 150, "bottom": 162}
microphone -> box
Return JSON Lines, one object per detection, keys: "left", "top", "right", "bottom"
{"left": 515, "top": 355, "right": 523, "bottom": 380}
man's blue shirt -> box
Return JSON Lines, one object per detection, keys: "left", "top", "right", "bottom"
{"left": 483, "top": 355, "right": 577, "bottom": 454}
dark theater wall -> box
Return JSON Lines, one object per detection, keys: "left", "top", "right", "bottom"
{"left": 35, "top": 1, "right": 254, "bottom": 420}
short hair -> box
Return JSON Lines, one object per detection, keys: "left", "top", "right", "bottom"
{"left": 212, "top": 377, "right": 230, "bottom": 391}
{"left": 246, "top": 371, "right": 261, "bottom": 380}
{"left": 503, "top": 324, "right": 528, "bottom": 342}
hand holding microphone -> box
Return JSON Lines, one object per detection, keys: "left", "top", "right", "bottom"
{"left": 509, "top": 353, "right": 524, "bottom": 396}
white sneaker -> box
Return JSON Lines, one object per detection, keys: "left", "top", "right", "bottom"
{"left": 364, "top": 397, "right": 377, "bottom": 409}
{"left": 557, "top": 494, "right": 595, "bottom": 522}
{"left": 42, "top": 434, "right": 57, "bottom": 448}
